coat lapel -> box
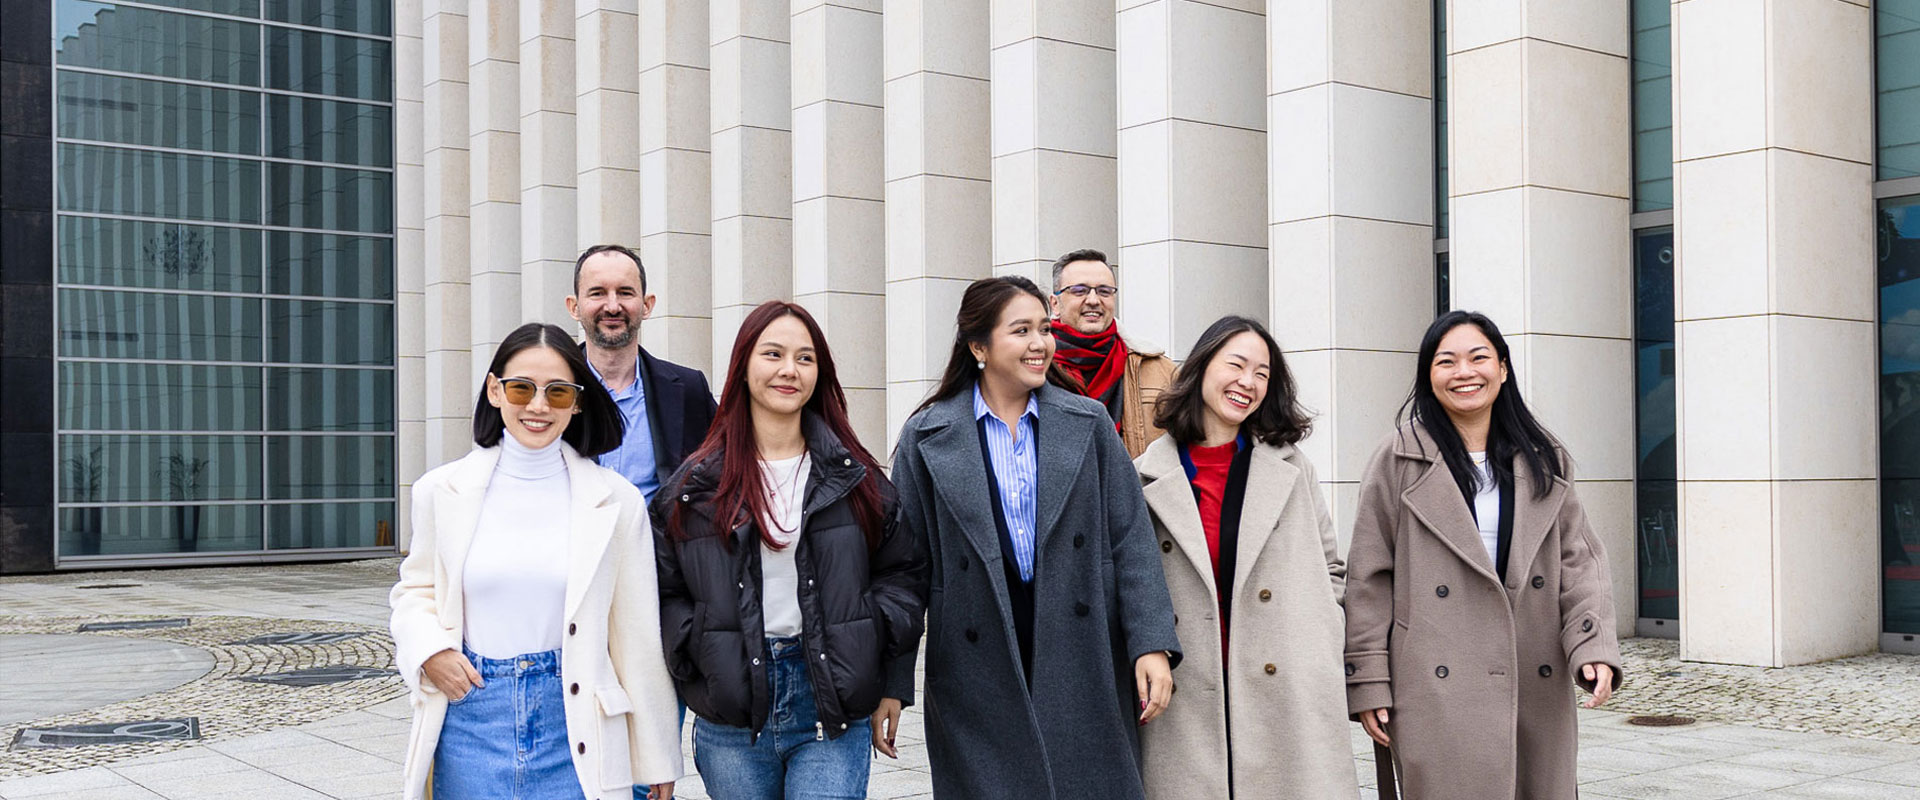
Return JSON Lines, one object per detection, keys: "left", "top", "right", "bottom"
{"left": 1395, "top": 431, "right": 1503, "bottom": 587}
{"left": 436, "top": 447, "right": 500, "bottom": 603}
{"left": 916, "top": 393, "right": 1006, "bottom": 573}
{"left": 1233, "top": 442, "right": 1298, "bottom": 596}
{"left": 1501, "top": 458, "right": 1568, "bottom": 589}
{"left": 1033, "top": 386, "right": 1093, "bottom": 556}
{"left": 1137, "top": 437, "right": 1217, "bottom": 600}
{"left": 563, "top": 446, "right": 620, "bottom": 622}
{"left": 639, "top": 347, "right": 686, "bottom": 472}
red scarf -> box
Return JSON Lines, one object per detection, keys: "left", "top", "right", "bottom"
{"left": 1051, "top": 320, "right": 1130, "bottom": 428}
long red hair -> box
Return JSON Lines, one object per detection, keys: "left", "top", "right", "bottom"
{"left": 669, "top": 301, "right": 888, "bottom": 550}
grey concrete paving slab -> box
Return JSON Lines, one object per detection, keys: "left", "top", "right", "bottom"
{"left": 0, "top": 635, "right": 213, "bottom": 725}
{"left": 1582, "top": 761, "right": 1813, "bottom": 799}
{"left": 1752, "top": 777, "right": 1920, "bottom": 799}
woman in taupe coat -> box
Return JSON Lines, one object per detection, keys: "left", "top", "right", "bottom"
{"left": 1135, "top": 317, "right": 1359, "bottom": 799}
{"left": 1345, "top": 310, "right": 1623, "bottom": 800}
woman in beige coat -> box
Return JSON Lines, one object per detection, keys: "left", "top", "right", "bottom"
{"left": 1345, "top": 310, "right": 1622, "bottom": 799}
{"left": 1135, "top": 316, "right": 1359, "bottom": 799}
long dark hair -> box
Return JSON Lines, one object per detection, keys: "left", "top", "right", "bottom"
{"left": 471, "top": 323, "right": 624, "bottom": 457}
{"left": 1154, "top": 315, "right": 1312, "bottom": 447}
{"left": 670, "top": 301, "right": 888, "bottom": 551}
{"left": 911, "top": 275, "right": 1079, "bottom": 418}
{"left": 1398, "top": 310, "right": 1564, "bottom": 500}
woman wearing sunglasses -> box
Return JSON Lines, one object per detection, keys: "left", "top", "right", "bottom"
{"left": 390, "top": 322, "right": 682, "bottom": 800}
{"left": 653, "top": 301, "right": 927, "bottom": 799}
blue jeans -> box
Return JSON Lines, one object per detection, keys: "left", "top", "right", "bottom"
{"left": 434, "top": 646, "right": 586, "bottom": 800}
{"left": 691, "top": 636, "right": 871, "bottom": 800}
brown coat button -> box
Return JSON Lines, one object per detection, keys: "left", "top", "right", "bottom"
{"left": 1264, "top": 663, "right": 1277, "bottom": 675}
{"left": 1258, "top": 589, "right": 1272, "bottom": 602}
{"left": 568, "top": 623, "right": 576, "bottom": 635}
{"left": 1161, "top": 540, "right": 1173, "bottom": 553}
{"left": 578, "top": 743, "right": 586, "bottom": 754}
{"left": 570, "top": 683, "right": 579, "bottom": 695}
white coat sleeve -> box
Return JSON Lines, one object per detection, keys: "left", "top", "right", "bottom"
{"left": 389, "top": 478, "right": 461, "bottom": 695}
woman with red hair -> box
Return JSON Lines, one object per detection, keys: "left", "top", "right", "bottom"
{"left": 652, "top": 300, "right": 928, "bottom": 798}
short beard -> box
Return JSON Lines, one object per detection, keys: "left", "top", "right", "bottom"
{"left": 585, "top": 317, "right": 637, "bottom": 350}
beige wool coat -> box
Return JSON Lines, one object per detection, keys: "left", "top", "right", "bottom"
{"left": 1135, "top": 436, "right": 1360, "bottom": 800}
{"left": 1343, "top": 424, "right": 1624, "bottom": 800}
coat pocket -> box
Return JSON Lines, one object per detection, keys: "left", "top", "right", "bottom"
{"left": 594, "top": 685, "right": 634, "bottom": 791}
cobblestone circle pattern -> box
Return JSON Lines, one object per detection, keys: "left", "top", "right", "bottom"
{"left": 1605, "top": 638, "right": 1920, "bottom": 745}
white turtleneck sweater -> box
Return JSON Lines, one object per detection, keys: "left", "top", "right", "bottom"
{"left": 462, "top": 436, "right": 572, "bottom": 659}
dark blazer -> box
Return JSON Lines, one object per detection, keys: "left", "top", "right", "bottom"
{"left": 891, "top": 383, "right": 1181, "bottom": 800}
{"left": 629, "top": 346, "right": 718, "bottom": 488}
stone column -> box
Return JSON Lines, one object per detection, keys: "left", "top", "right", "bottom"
{"left": 468, "top": 0, "right": 522, "bottom": 379}
{"left": 712, "top": 1, "right": 793, "bottom": 379}
{"left": 1115, "top": 0, "right": 1267, "bottom": 358}
{"left": 1672, "top": 0, "right": 1877, "bottom": 666}
{"left": 990, "top": 1, "right": 1116, "bottom": 285}
{"left": 518, "top": 1, "right": 576, "bottom": 328}
{"left": 396, "top": 0, "right": 427, "bottom": 546}
{"left": 792, "top": 0, "right": 886, "bottom": 445}
{"left": 639, "top": 0, "right": 714, "bottom": 371}
{"left": 575, "top": 1, "right": 640, "bottom": 247}
{"left": 1447, "top": 0, "right": 1638, "bottom": 637}
{"left": 1267, "top": 0, "right": 1434, "bottom": 545}
{"left": 422, "top": 0, "right": 473, "bottom": 468}
{"left": 883, "top": 1, "right": 991, "bottom": 449}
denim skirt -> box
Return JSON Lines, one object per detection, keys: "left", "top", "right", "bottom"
{"left": 433, "top": 645, "right": 586, "bottom": 800}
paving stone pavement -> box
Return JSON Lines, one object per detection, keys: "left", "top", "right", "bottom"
{"left": 1, "top": 559, "right": 1917, "bottom": 799}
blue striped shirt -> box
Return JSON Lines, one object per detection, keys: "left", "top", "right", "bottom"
{"left": 974, "top": 385, "right": 1040, "bottom": 582}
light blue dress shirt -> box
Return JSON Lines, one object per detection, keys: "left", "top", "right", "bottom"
{"left": 587, "top": 355, "right": 660, "bottom": 501}
{"left": 974, "top": 385, "right": 1040, "bottom": 582}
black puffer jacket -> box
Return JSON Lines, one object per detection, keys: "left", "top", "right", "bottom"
{"left": 651, "top": 413, "right": 928, "bottom": 739}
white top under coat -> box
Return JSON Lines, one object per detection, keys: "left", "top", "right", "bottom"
{"left": 462, "top": 435, "right": 572, "bottom": 659}
{"left": 1469, "top": 452, "right": 1501, "bottom": 570}
{"left": 759, "top": 452, "right": 811, "bottom": 638}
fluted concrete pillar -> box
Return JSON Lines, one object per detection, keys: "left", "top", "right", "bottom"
{"left": 518, "top": 1, "right": 576, "bottom": 329}
{"left": 575, "top": 1, "right": 640, "bottom": 247}
{"left": 883, "top": 1, "right": 991, "bottom": 449}
{"left": 712, "top": 1, "right": 793, "bottom": 379}
{"left": 1672, "top": 0, "right": 1878, "bottom": 666}
{"left": 640, "top": 0, "right": 713, "bottom": 371}
{"left": 1115, "top": 0, "right": 1266, "bottom": 358}
{"left": 1268, "top": 0, "right": 1434, "bottom": 548}
{"left": 396, "top": 0, "right": 427, "bottom": 547}
{"left": 792, "top": 0, "right": 885, "bottom": 445}
{"left": 468, "top": 0, "right": 522, "bottom": 378}
{"left": 423, "top": 0, "right": 473, "bottom": 468}
{"left": 990, "top": 1, "right": 1116, "bottom": 285}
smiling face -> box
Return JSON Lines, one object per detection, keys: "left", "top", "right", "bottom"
{"left": 972, "top": 293, "right": 1056, "bottom": 396}
{"left": 1049, "top": 259, "right": 1117, "bottom": 335}
{"left": 745, "top": 313, "right": 818, "bottom": 420}
{"left": 566, "top": 251, "right": 656, "bottom": 350}
{"left": 1199, "top": 331, "right": 1272, "bottom": 437}
{"left": 486, "top": 345, "right": 579, "bottom": 449}
{"left": 1428, "top": 322, "right": 1508, "bottom": 425}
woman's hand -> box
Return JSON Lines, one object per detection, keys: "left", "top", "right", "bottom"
{"left": 1134, "top": 651, "right": 1173, "bottom": 725}
{"left": 1358, "top": 707, "right": 1392, "bottom": 746}
{"left": 1580, "top": 663, "right": 1615, "bottom": 709}
{"left": 870, "top": 697, "right": 904, "bottom": 758}
{"left": 645, "top": 782, "right": 675, "bottom": 799}
{"left": 422, "top": 648, "right": 482, "bottom": 700}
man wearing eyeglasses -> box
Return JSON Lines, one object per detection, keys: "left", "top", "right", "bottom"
{"left": 1048, "top": 248, "right": 1175, "bottom": 458}
{"left": 566, "top": 244, "right": 718, "bottom": 503}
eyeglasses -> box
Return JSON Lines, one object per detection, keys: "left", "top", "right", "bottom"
{"left": 493, "top": 375, "right": 586, "bottom": 409}
{"left": 1054, "top": 284, "right": 1117, "bottom": 298}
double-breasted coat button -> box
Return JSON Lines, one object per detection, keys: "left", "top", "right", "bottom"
{"left": 1161, "top": 540, "right": 1173, "bottom": 553}
{"left": 1345, "top": 663, "right": 1357, "bottom": 677}
{"left": 1540, "top": 665, "right": 1553, "bottom": 677}
{"left": 1258, "top": 589, "right": 1272, "bottom": 602}
{"left": 1582, "top": 619, "right": 1594, "bottom": 633}
{"left": 570, "top": 683, "right": 579, "bottom": 695}
{"left": 1531, "top": 575, "right": 1546, "bottom": 589}
{"left": 1073, "top": 534, "right": 1085, "bottom": 548}
{"left": 965, "top": 628, "right": 979, "bottom": 643}
{"left": 1436, "top": 585, "right": 1449, "bottom": 598}
{"left": 1264, "top": 664, "right": 1277, "bottom": 675}
{"left": 1435, "top": 666, "right": 1449, "bottom": 679}
{"left": 568, "top": 623, "right": 576, "bottom": 635}
{"left": 1074, "top": 602, "right": 1090, "bottom": 617}
{"left": 578, "top": 743, "right": 586, "bottom": 754}
{"left": 959, "top": 559, "right": 969, "bottom": 571}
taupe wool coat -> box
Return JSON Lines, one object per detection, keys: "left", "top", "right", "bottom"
{"left": 1134, "top": 436, "right": 1360, "bottom": 800}
{"left": 891, "top": 384, "right": 1182, "bottom": 800}
{"left": 1343, "top": 424, "right": 1624, "bottom": 800}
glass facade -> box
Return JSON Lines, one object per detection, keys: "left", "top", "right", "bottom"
{"left": 1434, "top": 0, "right": 1448, "bottom": 238}
{"left": 1880, "top": 1, "right": 1920, "bottom": 180}
{"left": 1879, "top": 199, "right": 1920, "bottom": 635}
{"left": 52, "top": 0, "right": 396, "bottom": 560}
{"left": 1634, "top": 230, "right": 1678, "bottom": 623}
{"left": 1632, "top": 0, "right": 1673, "bottom": 211}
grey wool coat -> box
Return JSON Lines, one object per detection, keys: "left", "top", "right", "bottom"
{"left": 1134, "top": 436, "right": 1360, "bottom": 800}
{"left": 890, "top": 383, "right": 1183, "bottom": 800}
{"left": 1343, "top": 424, "right": 1624, "bottom": 800}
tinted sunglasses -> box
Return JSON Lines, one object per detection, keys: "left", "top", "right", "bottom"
{"left": 493, "top": 374, "right": 586, "bottom": 409}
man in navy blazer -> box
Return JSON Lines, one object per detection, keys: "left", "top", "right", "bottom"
{"left": 565, "top": 244, "right": 717, "bottom": 503}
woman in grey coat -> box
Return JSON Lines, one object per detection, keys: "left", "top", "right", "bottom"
{"left": 891, "top": 275, "right": 1182, "bottom": 799}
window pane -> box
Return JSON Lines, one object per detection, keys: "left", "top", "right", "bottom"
{"left": 266, "top": 0, "right": 391, "bottom": 37}
{"left": 1635, "top": 229, "right": 1678, "bottom": 621}
{"left": 59, "top": 289, "right": 262, "bottom": 361}
{"left": 58, "top": 217, "right": 260, "bottom": 292}
{"left": 1433, "top": 0, "right": 1447, "bottom": 238}
{"left": 60, "top": 503, "right": 262, "bottom": 557}
{"left": 59, "top": 144, "right": 262, "bottom": 224}
{"left": 267, "top": 368, "right": 393, "bottom": 430}
{"left": 267, "top": 163, "right": 392, "bottom": 233}
{"left": 134, "top": 0, "right": 261, "bottom": 16}
{"left": 57, "top": 72, "right": 261, "bottom": 156}
{"left": 266, "top": 436, "right": 394, "bottom": 499}
{"left": 61, "top": 362, "right": 262, "bottom": 431}
{"left": 266, "top": 94, "right": 391, "bottom": 167}
{"left": 59, "top": 434, "right": 262, "bottom": 503}
{"left": 266, "top": 232, "right": 392, "bottom": 299}
{"left": 1879, "top": 199, "right": 1920, "bottom": 634}
{"left": 265, "top": 27, "right": 392, "bottom": 102}
{"left": 55, "top": 2, "right": 261, "bottom": 87}
{"left": 268, "top": 502, "right": 395, "bottom": 549}
{"left": 1633, "top": 0, "right": 1673, "bottom": 211}
{"left": 1880, "top": 1, "right": 1920, "bottom": 180}
{"left": 266, "top": 299, "right": 394, "bottom": 365}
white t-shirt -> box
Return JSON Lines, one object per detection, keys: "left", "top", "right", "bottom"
{"left": 1469, "top": 451, "right": 1501, "bottom": 570}
{"left": 463, "top": 437, "right": 571, "bottom": 659}
{"left": 759, "top": 453, "right": 812, "bottom": 637}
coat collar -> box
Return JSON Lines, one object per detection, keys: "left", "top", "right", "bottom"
{"left": 435, "top": 442, "right": 620, "bottom": 621}
{"left": 1137, "top": 436, "right": 1300, "bottom": 598}
{"left": 1390, "top": 422, "right": 1570, "bottom": 590}
{"left": 665, "top": 411, "right": 870, "bottom": 545}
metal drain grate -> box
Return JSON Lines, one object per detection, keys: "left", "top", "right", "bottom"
{"left": 75, "top": 584, "right": 140, "bottom": 590}
{"left": 237, "top": 666, "right": 397, "bottom": 687}
{"left": 1627, "top": 714, "right": 1696, "bottom": 727}
{"left": 231, "top": 632, "right": 368, "bottom": 646}
{"left": 77, "top": 618, "right": 189, "bottom": 632}
{"left": 10, "top": 719, "right": 201, "bottom": 750}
